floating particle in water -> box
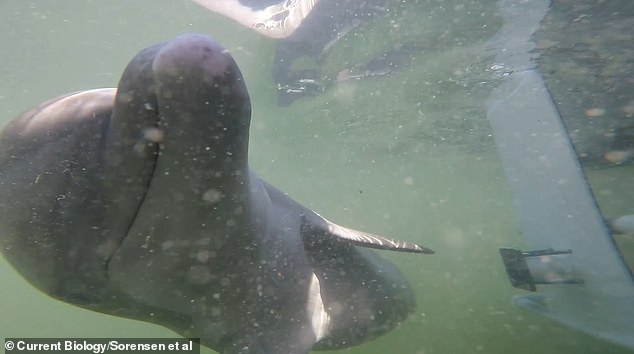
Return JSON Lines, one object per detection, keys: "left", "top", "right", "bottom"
{"left": 188, "top": 265, "right": 212, "bottom": 285}
{"left": 220, "top": 277, "right": 231, "bottom": 287}
{"left": 610, "top": 215, "right": 634, "bottom": 234}
{"left": 584, "top": 107, "right": 606, "bottom": 118}
{"left": 604, "top": 150, "right": 633, "bottom": 164}
{"left": 535, "top": 39, "right": 558, "bottom": 50}
{"left": 196, "top": 249, "right": 211, "bottom": 263}
{"left": 202, "top": 188, "right": 223, "bottom": 203}
{"left": 162, "top": 240, "right": 175, "bottom": 251}
{"left": 622, "top": 101, "right": 634, "bottom": 116}
{"left": 142, "top": 126, "right": 165, "bottom": 142}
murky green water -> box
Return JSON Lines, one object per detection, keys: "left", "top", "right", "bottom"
{"left": 1, "top": 1, "right": 632, "bottom": 353}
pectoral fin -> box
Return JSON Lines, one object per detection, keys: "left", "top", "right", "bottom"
{"left": 306, "top": 212, "right": 434, "bottom": 254}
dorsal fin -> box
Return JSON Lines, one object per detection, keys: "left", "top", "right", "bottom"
{"left": 312, "top": 213, "right": 434, "bottom": 254}
{"left": 259, "top": 180, "right": 434, "bottom": 254}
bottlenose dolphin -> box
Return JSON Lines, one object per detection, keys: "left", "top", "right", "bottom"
{"left": 0, "top": 34, "right": 432, "bottom": 354}
{"left": 191, "top": 0, "right": 319, "bottom": 38}
{"left": 192, "top": 0, "right": 424, "bottom": 105}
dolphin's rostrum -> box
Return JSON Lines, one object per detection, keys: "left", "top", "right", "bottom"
{"left": 0, "top": 34, "right": 433, "bottom": 354}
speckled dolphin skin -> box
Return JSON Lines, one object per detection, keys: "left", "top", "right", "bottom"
{"left": 0, "top": 34, "right": 432, "bottom": 354}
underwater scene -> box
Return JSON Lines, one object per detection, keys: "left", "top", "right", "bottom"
{"left": 1, "top": 0, "right": 633, "bottom": 353}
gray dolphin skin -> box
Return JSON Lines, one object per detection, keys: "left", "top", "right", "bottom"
{"left": 0, "top": 34, "right": 433, "bottom": 354}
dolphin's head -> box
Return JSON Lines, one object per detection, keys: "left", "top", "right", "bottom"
{"left": 0, "top": 34, "right": 255, "bottom": 304}
{"left": 0, "top": 34, "right": 430, "bottom": 354}
{"left": 151, "top": 33, "right": 252, "bottom": 158}
{"left": 104, "top": 33, "right": 252, "bottom": 212}
{"left": 102, "top": 32, "right": 263, "bottom": 309}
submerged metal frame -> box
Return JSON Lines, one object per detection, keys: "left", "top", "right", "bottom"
{"left": 488, "top": 0, "right": 634, "bottom": 350}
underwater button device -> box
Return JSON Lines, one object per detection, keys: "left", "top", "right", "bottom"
{"left": 499, "top": 248, "right": 583, "bottom": 292}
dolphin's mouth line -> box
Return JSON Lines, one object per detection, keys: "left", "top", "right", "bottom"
{"left": 103, "top": 102, "right": 163, "bottom": 277}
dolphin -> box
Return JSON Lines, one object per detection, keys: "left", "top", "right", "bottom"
{"left": 191, "top": 0, "right": 320, "bottom": 39}
{"left": 192, "top": 0, "right": 425, "bottom": 105}
{"left": 0, "top": 34, "right": 433, "bottom": 354}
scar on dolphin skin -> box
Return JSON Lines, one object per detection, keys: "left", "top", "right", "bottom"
{"left": 0, "top": 33, "right": 433, "bottom": 354}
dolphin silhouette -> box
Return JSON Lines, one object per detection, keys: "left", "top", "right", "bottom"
{"left": 0, "top": 34, "right": 433, "bottom": 354}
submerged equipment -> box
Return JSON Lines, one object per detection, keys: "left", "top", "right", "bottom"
{"left": 488, "top": 0, "right": 634, "bottom": 349}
